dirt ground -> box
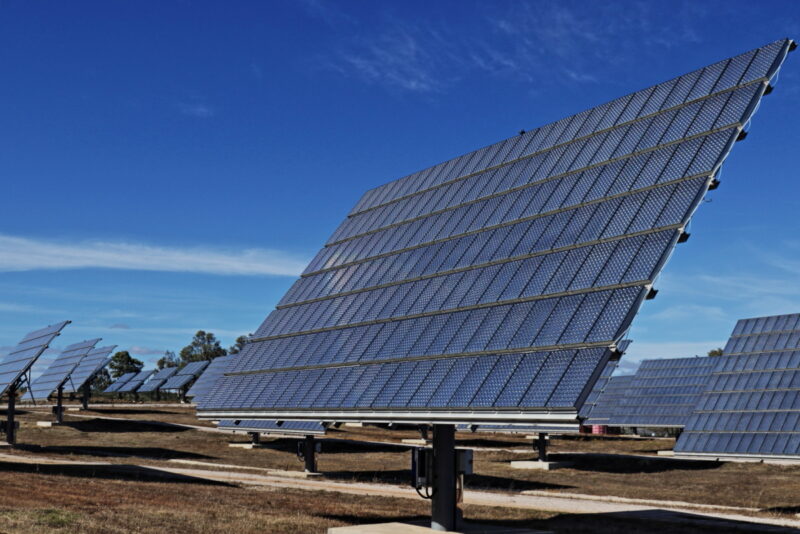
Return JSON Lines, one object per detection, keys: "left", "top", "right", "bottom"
{"left": 2, "top": 404, "right": 800, "bottom": 533}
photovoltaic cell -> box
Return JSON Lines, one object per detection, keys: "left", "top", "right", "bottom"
{"left": 577, "top": 359, "right": 619, "bottom": 419}
{"left": 115, "top": 370, "right": 156, "bottom": 393}
{"left": 218, "top": 419, "right": 327, "bottom": 436}
{"left": 161, "top": 360, "right": 211, "bottom": 390}
{"left": 28, "top": 338, "right": 100, "bottom": 401}
{"left": 186, "top": 356, "right": 232, "bottom": 402}
{"left": 582, "top": 375, "right": 634, "bottom": 425}
{"left": 199, "top": 39, "right": 793, "bottom": 424}
{"left": 103, "top": 371, "right": 137, "bottom": 393}
{"left": 675, "top": 313, "right": 800, "bottom": 458}
{"left": 137, "top": 367, "right": 178, "bottom": 393}
{"left": 608, "top": 356, "right": 715, "bottom": 427}
{"left": 0, "top": 321, "right": 71, "bottom": 398}
{"left": 65, "top": 345, "right": 118, "bottom": 394}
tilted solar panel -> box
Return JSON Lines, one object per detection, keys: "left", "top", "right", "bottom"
{"left": 116, "top": 370, "right": 156, "bottom": 393}
{"left": 582, "top": 375, "right": 634, "bottom": 426}
{"left": 186, "top": 356, "right": 232, "bottom": 401}
{"left": 218, "top": 419, "right": 327, "bottom": 436}
{"left": 28, "top": 338, "right": 101, "bottom": 401}
{"left": 608, "top": 356, "right": 714, "bottom": 428}
{"left": 198, "top": 39, "right": 794, "bottom": 425}
{"left": 0, "top": 321, "right": 71, "bottom": 397}
{"left": 138, "top": 367, "right": 178, "bottom": 393}
{"left": 161, "top": 360, "right": 211, "bottom": 390}
{"left": 104, "top": 371, "right": 137, "bottom": 393}
{"left": 65, "top": 345, "right": 117, "bottom": 393}
{"left": 577, "top": 359, "right": 620, "bottom": 420}
{"left": 675, "top": 313, "right": 800, "bottom": 459}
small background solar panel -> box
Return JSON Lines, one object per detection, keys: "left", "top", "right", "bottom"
{"left": 65, "top": 345, "right": 117, "bottom": 393}
{"left": 28, "top": 338, "right": 100, "bottom": 401}
{"left": 676, "top": 313, "right": 800, "bottom": 458}
{"left": 218, "top": 419, "right": 326, "bottom": 435}
{"left": 582, "top": 375, "right": 634, "bottom": 425}
{"left": 198, "top": 39, "right": 793, "bottom": 424}
{"left": 0, "top": 321, "right": 71, "bottom": 397}
{"left": 186, "top": 357, "right": 232, "bottom": 402}
{"left": 138, "top": 367, "right": 178, "bottom": 392}
{"left": 608, "top": 356, "right": 714, "bottom": 427}
{"left": 104, "top": 371, "right": 137, "bottom": 393}
{"left": 115, "top": 370, "right": 156, "bottom": 393}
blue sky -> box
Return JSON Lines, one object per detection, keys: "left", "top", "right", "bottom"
{"left": 1, "top": 1, "right": 799, "bottom": 375}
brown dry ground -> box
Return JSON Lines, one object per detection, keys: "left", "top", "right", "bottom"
{"left": 1, "top": 404, "right": 800, "bottom": 533}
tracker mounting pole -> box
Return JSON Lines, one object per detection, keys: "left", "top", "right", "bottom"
{"left": 431, "top": 424, "right": 458, "bottom": 531}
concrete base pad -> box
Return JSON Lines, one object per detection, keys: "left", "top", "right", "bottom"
{"left": 36, "top": 421, "right": 58, "bottom": 428}
{"left": 344, "top": 422, "right": 363, "bottom": 427}
{"left": 328, "top": 522, "right": 549, "bottom": 533}
{"left": 401, "top": 439, "right": 429, "bottom": 446}
{"left": 656, "top": 450, "right": 675, "bottom": 456}
{"left": 510, "top": 460, "right": 572, "bottom": 471}
{"left": 229, "top": 442, "right": 265, "bottom": 449}
{"left": 67, "top": 407, "right": 81, "bottom": 412}
{"left": 0, "top": 442, "right": 11, "bottom": 448}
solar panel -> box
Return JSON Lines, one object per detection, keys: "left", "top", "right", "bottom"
{"left": 581, "top": 375, "right": 634, "bottom": 425}
{"left": 675, "top": 313, "right": 800, "bottom": 459}
{"left": 28, "top": 338, "right": 101, "bottom": 401}
{"left": 577, "top": 359, "right": 620, "bottom": 420}
{"left": 218, "top": 419, "right": 327, "bottom": 436}
{"left": 608, "top": 356, "right": 714, "bottom": 428}
{"left": 458, "top": 423, "right": 580, "bottom": 435}
{"left": 115, "top": 370, "right": 156, "bottom": 393}
{"left": 104, "top": 371, "right": 137, "bottom": 393}
{"left": 0, "top": 321, "right": 71, "bottom": 397}
{"left": 161, "top": 360, "right": 211, "bottom": 390}
{"left": 186, "top": 356, "right": 232, "bottom": 401}
{"left": 198, "top": 39, "right": 794, "bottom": 425}
{"left": 65, "top": 345, "right": 117, "bottom": 393}
{"left": 137, "top": 367, "right": 178, "bottom": 393}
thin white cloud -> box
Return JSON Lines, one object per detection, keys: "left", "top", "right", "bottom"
{"left": 129, "top": 345, "right": 165, "bottom": 356}
{"left": 0, "top": 234, "right": 308, "bottom": 277}
{"left": 179, "top": 103, "right": 215, "bottom": 118}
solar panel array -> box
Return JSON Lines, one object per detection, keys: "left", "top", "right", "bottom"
{"left": 582, "top": 375, "right": 634, "bottom": 425}
{"left": 186, "top": 356, "right": 232, "bottom": 402}
{"left": 197, "top": 39, "right": 793, "bottom": 424}
{"left": 458, "top": 423, "right": 579, "bottom": 434}
{"left": 0, "top": 321, "right": 71, "bottom": 398}
{"left": 116, "top": 370, "right": 156, "bottom": 393}
{"left": 608, "top": 356, "right": 715, "bottom": 427}
{"left": 66, "top": 345, "right": 117, "bottom": 393}
{"left": 161, "top": 360, "right": 211, "bottom": 390}
{"left": 28, "top": 338, "right": 100, "bottom": 401}
{"left": 577, "top": 359, "right": 620, "bottom": 420}
{"left": 675, "top": 313, "right": 800, "bottom": 458}
{"left": 138, "top": 367, "right": 178, "bottom": 393}
{"left": 218, "top": 419, "right": 327, "bottom": 436}
{"left": 104, "top": 371, "right": 137, "bottom": 393}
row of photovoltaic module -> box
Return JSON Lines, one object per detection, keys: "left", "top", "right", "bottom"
{"left": 65, "top": 345, "right": 117, "bottom": 394}
{"left": 138, "top": 367, "right": 178, "bottom": 393}
{"left": 104, "top": 371, "right": 137, "bottom": 393}
{"left": 27, "top": 338, "right": 100, "bottom": 400}
{"left": 197, "top": 39, "right": 792, "bottom": 423}
{"left": 0, "top": 322, "right": 71, "bottom": 398}
{"left": 161, "top": 360, "right": 210, "bottom": 390}
{"left": 676, "top": 313, "right": 800, "bottom": 458}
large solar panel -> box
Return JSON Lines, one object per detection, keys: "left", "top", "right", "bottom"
{"left": 0, "top": 321, "right": 71, "bottom": 398}
{"left": 577, "top": 359, "right": 620, "bottom": 420}
{"left": 218, "top": 419, "right": 327, "bottom": 436}
{"left": 65, "top": 345, "right": 117, "bottom": 393}
{"left": 186, "top": 356, "right": 232, "bottom": 402}
{"left": 138, "top": 367, "right": 178, "bottom": 393}
{"left": 116, "top": 370, "right": 156, "bottom": 393}
{"left": 104, "top": 371, "right": 137, "bottom": 393}
{"left": 675, "top": 313, "right": 800, "bottom": 459}
{"left": 582, "top": 375, "right": 634, "bottom": 426}
{"left": 28, "top": 338, "right": 101, "bottom": 401}
{"left": 198, "top": 39, "right": 794, "bottom": 425}
{"left": 161, "top": 360, "right": 211, "bottom": 390}
{"left": 607, "top": 356, "right": 714, "bottom": 428}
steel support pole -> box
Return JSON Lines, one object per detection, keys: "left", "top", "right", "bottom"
{"left": 6, "top": 385, "right": 16, "bottom": 446}
{"left": 81, "top": 383, "right": 90, "bottom": 410}
{"left": 55, "top": 386, "right": 64, "bottom": 424}
{"left": 249, "top": 432, "right": 260, "bottom": 446}
{"left": 304, "top": 435, "right": 317, "bottom": 473}
{"left": 536, "top": 432, "right": 548, "bottom": 462}
{"left": 431, "top": 424, "right": 457, "bottom": 531}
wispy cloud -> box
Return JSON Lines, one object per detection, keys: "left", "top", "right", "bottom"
{"left": 179, "top": 102, "right": 215, "bottom": 118}
{"left": 109, "top": 323, "right": 130, "bottom": 330}
{"left": 129, "top": 345, "right": 164, "bottom": 356}
{"left": 0, "top": 234, "right": 308, "bottom": 277}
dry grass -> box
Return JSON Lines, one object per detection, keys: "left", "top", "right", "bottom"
{"left": 2, "top": 405, "right": 800, "bottom": 533}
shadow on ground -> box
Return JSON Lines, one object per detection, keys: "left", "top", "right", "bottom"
{"left": 84, "top": 408, "right": 185, "bottom": 416}
{"left": 531, "top": 452, "right": 723, "bottom": 474}
{"left": 237, "top": 437, "right": 409, "bottom": 455}
{"left": 16, "top": 443, "right": 213, "bottom": 461}
{"left": 0, "top": 460, "right": 232, "bottom": 486}
{"left": 62, "top": 418, "right": 189, "bottom": 434}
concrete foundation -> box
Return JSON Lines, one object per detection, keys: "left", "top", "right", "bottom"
{"left": 509, "top": 460, "right": 571, "bottom": 471}
{"left": 228, "top": 442, "right": 266, "bottom": 449}
{"left": 36, "top": 421, "right": 58, "bottom": 428}
{"left": 657, "top": 450, "right": 675, "bottom": 456}
{"left": 401, "top": 438, "right": 429, "bottom": 445}
{"left": 328, "top": 522, "right": 549, "bottom": 533}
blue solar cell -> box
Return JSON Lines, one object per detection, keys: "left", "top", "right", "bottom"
{"left": 0, "top": 321, "right": 70, "bottom": 398}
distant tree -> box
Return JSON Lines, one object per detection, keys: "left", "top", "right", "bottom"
{"left": 708, "top": 348, "right": 724, "bottom": 357}
{"left": 228, "top": 335, "right": 249, "bottom": 355}
{"left": 180, "top": 330, "right": 227, "bottom": 363}
{"left": 91, "top": 368, "right": 112, "bottom": 392}
{"left": 108, "top": 351, "right": 144, "bottom": 377}
{"left": 157, "top": 350, "right": 180, "bottom": 369}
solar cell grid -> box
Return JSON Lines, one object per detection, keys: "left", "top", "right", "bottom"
{"left": 103, "top": 371, "right": 137, "bottom": 393}
{"left": 115, "top": 370, "right": 156, "bottom": 393}
{"left": 28, "top": 338, "right": 101, "bottom": 401}
{"left": 582, "top": 375, "right": 634, "bottom": 425}
{"left": 218, "top": 419, "right": 326, "bottom": 435}
{"left": 198, "top": 39, "right": 793, "bottom": 424}
{"left": 66, "top": 345, "right": 117, "bottom": 393}
{"left": 0, "top": 321, "right": 71, "bottom": 398}
{"left": 676, "top": 312, "right": 800, "bottom": 458}
{"left": 138, "top": 367, "right": 178, "bottom": 393}
{"left": 186, "top": 356, "right": 233, "bottom": 401}
{"left": 608, "top": 356, "right": 715, "bottom": 427}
